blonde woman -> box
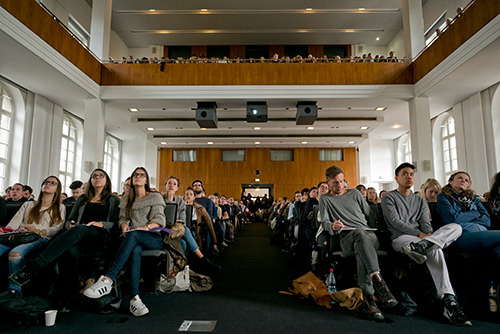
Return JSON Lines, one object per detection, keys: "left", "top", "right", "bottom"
{"left": 419, "top": 178, "right": 442, "bottom": 203}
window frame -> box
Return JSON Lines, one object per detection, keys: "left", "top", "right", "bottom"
{"left": 441, "top": 115, "right": 458, "bottom": 179}
{"left": 59, "top": 116, "right": 77, "bottom": 194}
{"left": 0, "top": 85, "right": 13, "bottom": 192}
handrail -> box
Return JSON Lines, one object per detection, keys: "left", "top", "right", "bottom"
{"left": 104, "top": 57, "right": 412, "bottom": 64}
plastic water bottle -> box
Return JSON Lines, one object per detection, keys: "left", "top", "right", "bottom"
{"left": 489, "top": 281, "right": 498, "bottom": 313}
{"left": 326, "top": 268, "right": 337, "bottom": 305}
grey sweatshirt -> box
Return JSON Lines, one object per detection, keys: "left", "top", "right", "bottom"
{"left": 119, "top": 192, "right": 166, "bottom": 228}
{"left": 380, "top": 189, "right": 432, "bottom": 240}
{"left": 319, "top": 189, "right": 372, "bottom": 235}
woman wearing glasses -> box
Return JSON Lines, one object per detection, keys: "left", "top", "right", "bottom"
{"left": 84, "top": 167, "right": 166, "bottom": 317}
{"left": 1, "top": 176, "right": 65, "bottom": 295}
{"left": 9, "top": 169, "right": 119, "bottom": 308}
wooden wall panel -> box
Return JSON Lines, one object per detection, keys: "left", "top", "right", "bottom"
{"left": 413, "top": 0, "right": 500, "bottom": 82}
{"left": 158, "top": 147, "right": 357, "bottom": 200}
{"left": 191, "top": 46, "right": 207, "bottom": 57}
{"left": 101, "top": 62, "right": 413, "bottom": 85}
{"left": 230, "top": 45, "right": 246, "bottom": 59}
{"left": 163, "top": 46, "right": 169, "bottom": 58}
{"left": 269, "top": 45, "right": 285, "bottom": 58}
{"left": 308, "top": 45, "right": 324, "bottom": 57}
{"left": 0, "top": 0, "right": 101, "bottom": 83}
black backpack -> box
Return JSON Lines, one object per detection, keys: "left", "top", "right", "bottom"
{"left": 0, "top": 291, "right": 51, "bottom": 327}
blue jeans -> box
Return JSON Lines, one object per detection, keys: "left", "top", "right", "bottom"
{"left": 181, "top": 228, "right": 199, "bottom": 254}
{"left": 0, "top": 238, "right": 48, "bottom": 292}
{"left": 106, "top": 231, "right": 163, "bottom": 296}
{"left": 455, "top": 230, "right": 500, "bottom": 258}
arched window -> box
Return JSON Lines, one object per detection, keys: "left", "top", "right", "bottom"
{"left": 104, "top": 136, "right": 113, "bottom": 177}
{"left": 59, "top": 116, "right": 77, "bottom": 194}
{"left": 404, "top": 138, "right": 412, "bottom": 163}
{"left": 442, "top": 115, "right": 458, "bottom": 178}
{"left": 0, "top": 86, "right": 12, "bottom": 191}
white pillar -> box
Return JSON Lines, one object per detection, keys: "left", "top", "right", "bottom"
{"left": 82, "top": 99, "right": 106, "bottom": 180}
{"left": 481, "top": 89, "right": 497, "bottom": 182}
{"left": 120, "top": 139, "right": 159, "bottom": 189}
{"left": 357, "top": 140, "right": 372, "bottom": 187}
{"left": 402, "top": 0, "right": 425, "bottom": 59}
{"left": 462, "top": 93, "right": 489, "bottom": 193}
{"left": 409, "top": 97, "right": 434, "bottom": 188}
{"left": 89, "top": 0, "right": 112, "bottom": 60}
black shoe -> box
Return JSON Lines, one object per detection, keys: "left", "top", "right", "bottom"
{"left": 364, "top": 294, "right": 384, "bottom": 320}
{"left": 443, "top": 294, "right": 471, "bottom": 326}
{"left": 402, "top": 242, "right": 427, "bottom": 264}
{"left": 9, "top": 261, "right": 41, "bottom": 287}
{"left": 372, "top": 273, "right": 398, "bottom": 308}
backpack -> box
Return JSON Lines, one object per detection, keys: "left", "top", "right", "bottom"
{"left": 0, "top": 291, "right": 51, "bottom": 326}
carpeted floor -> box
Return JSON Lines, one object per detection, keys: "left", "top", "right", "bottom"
{"left": 2, "top": 222, "right": 499, "bottom": 333}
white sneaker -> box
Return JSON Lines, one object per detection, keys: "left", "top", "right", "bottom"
{"left": 83, "top": 275, "right": 113, "bottom": 299}
{"left": 130, "top": 295, "right": 149, "bottom": 316}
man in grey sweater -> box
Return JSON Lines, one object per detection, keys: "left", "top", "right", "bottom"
{"left": 319, "top": 166, "right": 397, "bottom": 320}
{"left": 381, "top": 162, "right": 470, "bottom": 326}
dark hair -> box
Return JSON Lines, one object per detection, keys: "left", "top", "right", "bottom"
{"left": 294, "top": 191, "right": 301, "bottom": 195}
{"left": 13, "top": 183, "right": 25, "bottom": 191}
{"left": 395, "top": 162, "right": 415, "bottom": 176}
{"left": 317, "top": 181, "right": 327, "bottom": 188}
{"left": 27, "top": 176, "right": 63, "bottom": 227}
{"left": 325, "top": 166, "right": 343, "bottom": 179}
{"left": 23, "top": 185, "right": 33, "bottom": 194}
{"left": 192, "top": 180, "right": 203, "bottom": 186}
{"left": 213, "top": 192, "right": 219, "bottom": 197}
{"left": 83, "top": 169, "right": 113, "bottom": 205}
{"left": 166, "top": 175, "right": 180, "bottom": 187}
{"left": 448, "top": 171, "right": 471, "bottom": 183}
{"left": 125, "top": 167, "right": 151, "bottom": 219}
{"left": 356, "top": 184, "right": 366, "bottom": 192}
{"left": 283, "top": 197, "right": 288, "bottom": 201}
{"left": 185, "top": 186, "right": 195, "bottom": 194}
{"left": 69, "top": 180, "right": 83, "bottom": 190}
{"left": 301, "top": 188, "right": 310, "bottom": 196}
{"left": 488, "top": 172, "right": 500, "bottom": 209}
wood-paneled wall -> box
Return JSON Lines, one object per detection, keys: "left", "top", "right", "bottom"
{"left": 269, "top": 45, "right": 285, "bottom": 58}
{"left": 0, "top": 0, "right": 101, "bottom": 84}
{"left": 413, "top": 0, "right": 500, "bottom": 82}
{"left": 230, "top": 45, "right": 246, "bottom": 59}
{"left": 101, "top": 62, "right": 413, "bottom": 85}
{"left": 308, "top": 45, "right": 324, "bottom": 57}
{"left": 191, "top": 46, "right": 207, "bottom": 57}
{"left": 158, "top": 147, "right": 357, "bottom": 200}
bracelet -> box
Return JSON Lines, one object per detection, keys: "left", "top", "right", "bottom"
{"left": 147, "top": 224, "right": 152, "bottom": 230}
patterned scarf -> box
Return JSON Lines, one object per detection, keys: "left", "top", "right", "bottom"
{"left": 448, "top": 187, "right": 474, "bottom": 211}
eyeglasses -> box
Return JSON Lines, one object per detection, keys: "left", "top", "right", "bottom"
{"left": 319, "top": 186, "right": 329, "bottom": 190}
{"left": 124, "top": 184, "right": 131, "bottom": 188}
{"left": 43, "top": 180, "right": 58, "bottom": 186}
{"left": 133, "top": 172, "right": 146, "bottom": 178}
{"left": 91, "top": 173, "right": 105, "bottom": 180}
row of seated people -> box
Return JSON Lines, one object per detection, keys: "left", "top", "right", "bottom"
{"left": 270, "top": 163, "right": 500, "bottom": 326}
{"left": 110, "top": 51, "right": 403, "bottom": 65}
{"left": 0, "top": 168, "right": 249, "bottom": 318}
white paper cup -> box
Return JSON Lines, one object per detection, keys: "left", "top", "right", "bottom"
{"left": 45, "top": 310, "right": 57, "bottom": 326}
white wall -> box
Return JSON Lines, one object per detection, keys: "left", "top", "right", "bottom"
{"left": 370, "top": 140, "right": 397, "bottom": 191}
{"left": 363, "top": 46, "right": 388, "bottom": 57}
{"left": 422, "top": 0, "right": 471, "bottom": 32}
{"left": 128, "top": 48, "right": 150, "bottom": 59}
{"left": 40, "top": 0, "right": 91, "bottom": 33}
{"left": 109, "top": 30, "right": 129, "bottom": 60}
{"left": 387, "top": 29, "right": 406, "bottom": 59}
{"left": 121, "top": 139, "right": 158, "bottom": 189}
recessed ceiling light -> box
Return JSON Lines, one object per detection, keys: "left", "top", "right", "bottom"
{"left": 360, "top": 126, "right": 369, "bottom": 130}
{"left": 306, "top": 8, "right": 313, "bottom": 11}
{"left": 149, "top": 8, "right": 156, "bottom": 12}
{"left": 254, "top": 141, "right": 260, "bottom": 144}
{"left": 129, "top": 108, "right": 139, "bottom": 112}
{"left": 147, "top": 127, "right": 154, "bottom": 131}
{"left": 345, "top": 30, "right": 355, "bottom": 33}
{"left": 359, "top": 8, "right": 366, "bottom": 11}
{"left": 301, "top": 141, "right": 308, "bottom": 144}
{"left": 307, "top": 126, "right": 314, "bottom": 130}
{"left": 254, "top": 127, "right": 261, "bottom": 130}
{"left": 207, "top": 141, "right": 214, "bottom": 145}
{"left": 375, "top": 107, "right": 386, "bottom": 111}
{"left": 393, "top": 125, "right": 401, "bottom": 129}
{"left": 201, "top": 128, "right": 207, "bottom": 130}
{"left": 160, "top": 142, "right": 167, "bottom": 145}
{"left": 201, "top": 8, "right": 208, "bottom": 11}
{"left": 349, "top": 141, "right": 356, "bottom": 144}
{"left": 376, "top": 37, "right": 380, "bottom": 41}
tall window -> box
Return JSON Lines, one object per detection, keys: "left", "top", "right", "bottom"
{"left": 0, "top": 86, "right": 12, "bottom": 192}
{"left": 104, "top": 136, "right": 113, "bottom": 176}
{"left": 60, "top": 116, "right": 77, "bottom": 194}
{"left": 404, "top": 138, "right": 412, "bottom": 163}
{"left": 442, "top": 116, "right": 458, "bottom": 178}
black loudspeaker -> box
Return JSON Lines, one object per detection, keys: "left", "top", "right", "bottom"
{"left": 246, "top": 102, "right": 268, "bottom": 122}
{"left": 296, "top": 101, "right": 317, "bottom": 125}
{"left": 255, "top": 170, "right": 260, "bottom": 176}
{"left": 196, "top": 102, "right": 218, "bottom": 128}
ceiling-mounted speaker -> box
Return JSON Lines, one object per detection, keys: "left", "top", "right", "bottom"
{"left": 246, "top": 102, "right": 268, "bottom": 122}
{"left": 296, "top": 101, "right": 318, "bottom": 125}
{"left": 196, "top": 101, "right": 218, "bottom": 128}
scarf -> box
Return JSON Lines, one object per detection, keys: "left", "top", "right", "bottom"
{"left": 443, "top": 184, "right": 474, "bottom": 211}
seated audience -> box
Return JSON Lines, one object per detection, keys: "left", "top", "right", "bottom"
{"left": 23, "top": 185, "right": 34, "bottom": 201}
{"left": 356, "top": 184, "right": 367, "bottom": 201}
{"left": 379, "top": 190, "right": 387, "bottom": 198}
{"left": 381, "top": 163, "right": 470, "bottom": 326}
{"left": 9, "top": 170, "right": 119, "bottom": 309}
{"left": 185, "top": 187, "right": 219, "bottom": 251}
{"left": 62, "top": 180, "right": 83, "bottom": 204}
{"left": 60, "top": 192, "right": 67, "bottom": 202}
{"left": 83, "top": 167, "right": 165, "bottom": 317}
{"left": 366, "top": 187, "right": 378, "bottom": 205}
{"left": 2, "top": 176, "right": 65, "bottom": 295}
{"left": 320, "top": 166, "right": 397, "bottom": 320}
{"left": 419, "top": 178, "right": 442, "bottom": 203}
{"left": 437, "top": 171, "right": 500, "bottom": 259}
{"left": 7, "top": 183, "right": 28, "bottom": 203}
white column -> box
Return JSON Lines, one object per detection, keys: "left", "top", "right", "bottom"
{"left": 402, "top": 0, "right": 425, "bottom": 59}
{"left": 462, "top": 93, "right": 489, "bottom": 193}
{"left": 89, "top": 0, "right": 112, "bottom": 60}
{"left": 449, "top": 103, "right": 468, "bottom": 172}
{"left": 357, "top": 140, "right": 372, "bottom": 187}
{"left": 81, "top": 99, "right": 106, "bottom": 181}
{"left": 481, "top": 89, "right": 497, "bottom": 182}
{"left": 409, "top": 97, "right": 434, "bottom": 187}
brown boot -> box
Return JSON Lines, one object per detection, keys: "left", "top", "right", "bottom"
{"left": 372, "top": 272, "right": 398, "bottom": 308}
{"left": 364, "top": 293, "right": 384, "bottom": 320}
